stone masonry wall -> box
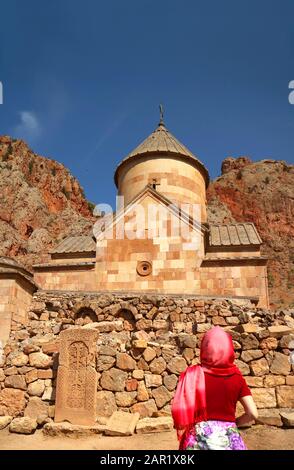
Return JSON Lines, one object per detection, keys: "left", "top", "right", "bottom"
{"left": 0, "top": 292, "right": 293, "bottom": 431}
{"left": 0, "top": 279, "right": 33, "bottom": 345}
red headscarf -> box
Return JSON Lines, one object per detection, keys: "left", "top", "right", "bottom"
{"left": 171, "top": 326, "right": 241, "bottom": 443}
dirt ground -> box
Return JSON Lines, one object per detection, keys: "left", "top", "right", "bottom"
{"left": 0, "top": 425, "right": 293, "bottom": 450}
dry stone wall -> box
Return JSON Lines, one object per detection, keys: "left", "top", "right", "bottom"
{"left": 0, "top": 292, "right": 293, "bottom": 432}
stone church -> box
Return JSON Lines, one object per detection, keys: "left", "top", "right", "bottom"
{"left": 0, "top": 116, "right": 269, "bottom": 345}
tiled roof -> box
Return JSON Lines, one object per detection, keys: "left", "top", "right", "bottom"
{"left": 33, "top": 262, "right": 95, "bottom": 269}
{"left": 51, "top": 236, "right": 96, "bottom": 254}
{"left": 0, "top": 257, "right": 37, "bottom": 288}
{"left": 0, "top": 256, "right": 25, "bottom": 269}
{"left": 209, "top": 223, "right": 262, "bottom": 246}
{"left": 126, "top": 122, "right": 196, "bottom": 159}
{"left": 202, "top": 257, "right": 267, "bottom": 262}
{"left": 0, "top": 256, "right": 33, "bottom": 275}
{"left": 114, "top": 122, "right": 209, "bottom": 186}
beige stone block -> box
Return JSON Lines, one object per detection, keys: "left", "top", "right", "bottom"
{"left": 136, "top": 417, "right": 173, "bottom": 434}
{"left": 264, "top": 375, "right": 285, "bottom": 387}
{"left": 132, "top": 370, "right": 144, "bottom": 380}
{"left": 96, "top": 391, "right": 117, "bottom": 418}
{"left": 257, "top": 409, "right": 282, "bottom": 427}
{"left": 270, "top": 352, "right": 291, "bottom": 375}
{"left": 269, "top": 326, "right": 294, "bottom": 338}
{"left": 239, "top": 323, "right": 259, "bottom": 334}
{"left": 0, "top": 388, "right": 26, "bottom": 417}
{"left": 251, "top": 388, "right": 276, "bottom": 408}
{"left": 245, "top": 376, "right": 264, "bottom": 387}
{"left": 276, "top": 386, "right": 294, "bottom": 408}
{"left": 280, "top": 411, "right": 294, "bottom": 427}
{"left": 104, "top": 411, "right": 140, "bottom": 436}
{"left": 145, "top": 374, "right": 162, "bottom": 388}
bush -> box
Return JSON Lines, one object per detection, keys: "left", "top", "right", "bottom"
{"left": 88, "top": 201, "right": 96, "bottom": 213}
{"left": 264, "top": 176, "right": 270, "bottom": 184}
{"left": 236, "top": 169, "right": 243, "bottom": 180}
{"left": 28, "top": 160, "right": 34, "bottom": 174}
{"left": 80, "top": 187, "right": 86, "bottom": 199}
{"left": 2, "top": 143, "right": 13, "bottom": 161}
{"left": 268, "top": 273, "right": 274, "bottom": 288}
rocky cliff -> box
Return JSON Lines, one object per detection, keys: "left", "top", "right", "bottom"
{"left": 207, "top": 157, "right": 294, "bottom": 308}
{"left": 0, "top": 136, "right": 94, "bottom": 267}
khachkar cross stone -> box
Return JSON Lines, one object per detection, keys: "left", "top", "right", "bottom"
{"left": 55, "top": 328, "right": 98, "bottom": 425}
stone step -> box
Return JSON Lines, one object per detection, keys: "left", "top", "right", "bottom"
{"left": 136, "top": 417, "right": 174, "bottom": 434}
{"left": 42, "top": 421, "right": 106, "bottom": 437}
{"left": 280, "top": 410, "right": 294, "bottom": 428}
{"left": 104, "top": 411, "right": 140, "bottom": 436}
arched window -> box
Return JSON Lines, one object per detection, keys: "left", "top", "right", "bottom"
{"left": 116, "top": 308, "right": 136, "bottom": 331}
{"left": 75, "top": 307, "right": 97, "bottom": 325}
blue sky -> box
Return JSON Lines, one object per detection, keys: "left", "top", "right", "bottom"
{"left": 0, "top": 0, "right": 294, "bottom": 208}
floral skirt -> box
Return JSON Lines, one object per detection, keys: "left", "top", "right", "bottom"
{"left": 181, "top": 420, "right": 247, "bottom": 450}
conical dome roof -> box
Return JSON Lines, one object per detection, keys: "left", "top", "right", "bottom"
{"left": 114, "top": 121, "right": 209, "bottom": 187}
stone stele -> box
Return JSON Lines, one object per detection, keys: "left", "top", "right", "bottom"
{"left": 54, "top": 328, "right": 98, "bottom": 425}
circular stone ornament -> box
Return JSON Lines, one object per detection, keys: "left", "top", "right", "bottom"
{"left": 137, "top": 261, "right": 152, "bottom": 276}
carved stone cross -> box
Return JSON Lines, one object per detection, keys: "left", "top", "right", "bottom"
{"left": 55, "top": 328, "right": 98, "bottom": 425}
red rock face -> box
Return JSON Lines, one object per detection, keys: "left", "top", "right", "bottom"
{"left": 221, "top": 156, "right": 252, "bottom": 174}
{"left": 207, "top": 157, "right": 294, "bottom": 308}
{"left": 0, "top": 136, "right": 95, "bottom": 267}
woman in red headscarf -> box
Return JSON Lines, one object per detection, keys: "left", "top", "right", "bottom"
{"left": 172, "top": 326, "right": 258, "bottom": 450}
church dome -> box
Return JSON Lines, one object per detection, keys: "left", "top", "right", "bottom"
{"left": 114, "top": 121, "right": 209, "bottom": 187}
{"left": 114, "top": 115, "right": 210, "bottom": 222}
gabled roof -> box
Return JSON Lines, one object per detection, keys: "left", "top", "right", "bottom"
{"left": 94, "top": 184, "right": 208, "bottom": 241}
{"left": 0, "top": 256, "right": 35, "bottom": 278}
{"left": 0, "top": 256, "right": 30, "bottom": 272}
{"left": 50, "top": 235, "right": 96, "bottom": 254}
{"left": 114, "top": 121, "right": 209, "bottom": 187}
{"left": 0, "top": 256, "right": 38, "bottom": 289}
{"left": 208, "top": 223, "right": 262, "bottom": 246}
